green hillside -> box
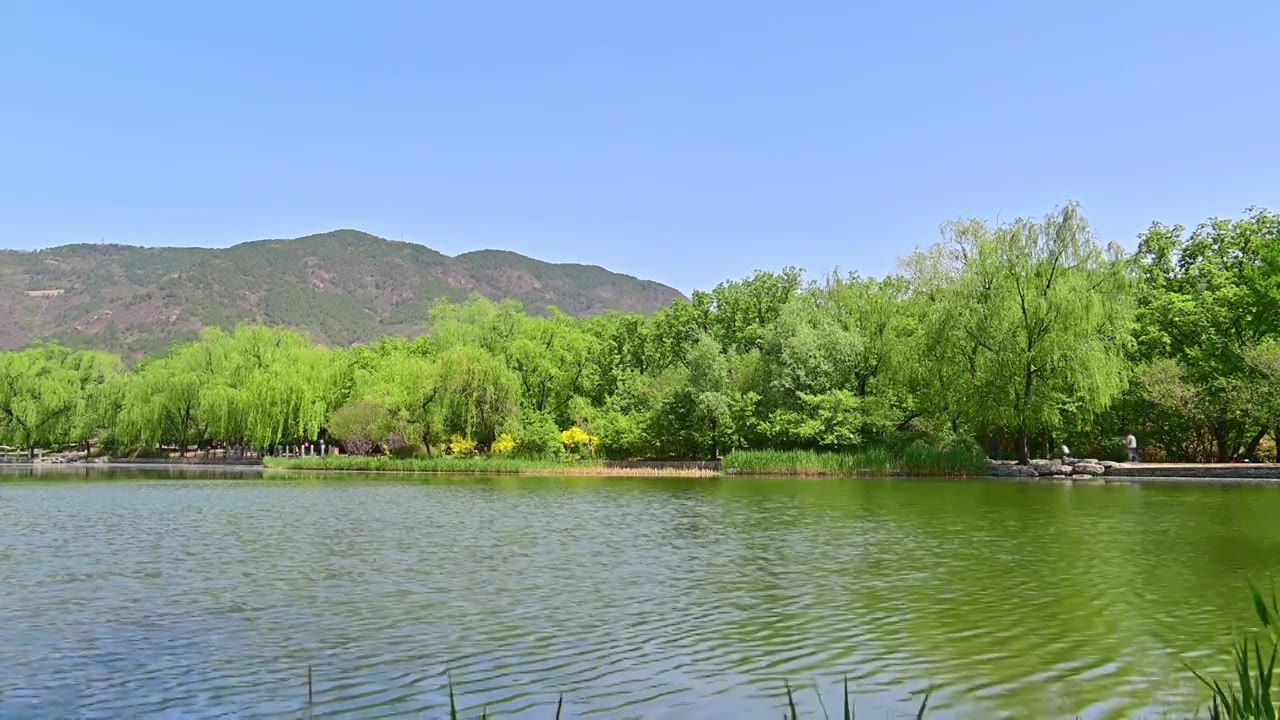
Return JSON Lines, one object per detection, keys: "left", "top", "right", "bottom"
{"left": 0, "top": 230, "right": 684, "bottom": 356}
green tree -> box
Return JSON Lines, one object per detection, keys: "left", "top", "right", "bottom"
{"left": 434, "top": 345, "right": 520, "bottom": 445}
{"left": 196, "top": 326, "right": 338, "bottom": 450}
{"left": 686, "top": 333, "right": 734, "bottom": 458}
{"left": 695, "top": 268, "right": 802, "bottom": 353}
{"left": 1131, "top": 209, "right": 1280, "bottom": 460}
{"left": 501, "top": 309, "right": 598, "bottom": 422}
{"left": 327, "top": 398, "right": 396, "bottom": 454}
{"left": 0, "top": 345, "right": 82, "bottom": 456}
{"left": 911, "top": 204, "right": 1132, "bottom": 463}
{"left": 65, "top": 350, "right": 126, "bottom": 452}
{"left": 117, "top": 344, "right": 208, "bottom": 455}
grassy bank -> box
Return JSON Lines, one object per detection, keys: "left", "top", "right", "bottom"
{"left": 263, "top": 456, "right": 719, "bottom": 477}
{"left": 269, "top": 445, "right": 985, "bottom": 478}
{"left": 722, "top": 446, "right": 985, "bottom": 477}
{"left": 265, "top": 456, "right": 595, "bottom": 474}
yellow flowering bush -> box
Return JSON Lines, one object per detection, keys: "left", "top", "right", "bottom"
{"left": 447, "top": 434, "right": 477, "bottom": 456}
{"left": 560, "top": 426, "right": 597, "bottom": 453}
{"left": 491, "top": 433, "right": 516, "bottom": 455}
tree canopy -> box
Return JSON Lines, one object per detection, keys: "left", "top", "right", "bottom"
{"left": 3, "top": 204, "right": 1276, "bottom": 465}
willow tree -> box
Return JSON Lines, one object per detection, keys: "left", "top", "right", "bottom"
{"left": 434, "top": 345, "right": 520, "bottom": 445}
{"left": 108, "top": 334, "right": 212, "bottom": 451}
{"left": 915, "top": 204, "right": 1132, "bottom": 463}
{"left": 64, "top": 350, "right": 126, "bottom": 452}
{"left": 196, "top": 326, "right": 338, "bottom": 449}
{"left": 355, "top": 351, "right": 443, "bottom": 453}
{"left": 900, "top": 247, "right": 980, "bottom": 438}
{"left": 0, "top": 345, "right": 83, "bottom": 456}
{"left": 499, "top": 309, "right": 599, "bottom": 422}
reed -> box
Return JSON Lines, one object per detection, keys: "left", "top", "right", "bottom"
{"left": 723, "top": 444, "right": 984, "bottom": 477}
{"left": 1190, "top": 584, "right": 1280, "bottom": 719}
{"left": 265, "top": 456, "right": 720, "bottom": 476}
{"left": 265, "top": 455, "right": 598, "bottom": 474}
{"left": 427, "top": 679, "right": 929, "bottom": 718}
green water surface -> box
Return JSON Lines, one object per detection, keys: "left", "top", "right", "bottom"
{"left": 0, "top": 470, "right": 1275, "bottom": 718}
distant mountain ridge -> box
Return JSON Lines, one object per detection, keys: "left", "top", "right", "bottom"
{"left": 0, "top": 230, "right": 685, "bottom": 356}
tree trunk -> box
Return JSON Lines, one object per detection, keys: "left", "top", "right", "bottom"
{"left": 1213, "top": 424, "right": 1230, "bottom": 463}
{"left": 1243, "top": 427, "right": 1268, "bottom": 460}
{"left": 1020, "top": 359, "right": 1034, "bottom": 465}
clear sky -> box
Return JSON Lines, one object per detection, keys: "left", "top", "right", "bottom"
{"left": 3, "top": 1, "right": 1277, "bottom": 292}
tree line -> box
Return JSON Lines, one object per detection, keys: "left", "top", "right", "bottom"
{"left": 2, "top": 203, "right": 1277, "bottom": 464}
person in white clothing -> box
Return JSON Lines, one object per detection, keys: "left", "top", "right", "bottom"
{"left": 1124, "top": 433, "right": 1138, "bottom": 463}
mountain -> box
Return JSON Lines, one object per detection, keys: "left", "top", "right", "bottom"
{"left": 0, "top": 230, "right": 686, "bottom": 356}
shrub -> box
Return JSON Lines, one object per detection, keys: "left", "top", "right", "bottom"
{"left": 560, "top": 426, "right": 596, "bottom": 454}
{"left": 513, "top": 410, "right": 562, "bottom": 458}
{"left": 328, "top": 399, "right": 394, "bottom": 450}
{"left": 384, "top": 432, "right": 406, "bottom": 452}
{"left": 447, "top": 434, "right": 477, "bottom": 456}
{"left": 491, "top": 433, "right": 516, "bottom": 455}
{"left": 344, "top": 437, "right": 374, "bottom": 456}
{"left": 593, "top": 409, "right": 647, "bottom": 459}
{"left": 390, "top": 443, "right": 425, "bottom": 459}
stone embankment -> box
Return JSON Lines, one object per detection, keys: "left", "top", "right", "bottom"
{"left": 987, "top": 458, "right": 1280, "bottom": 482}
{"left": 987, "top": 458, "right": 1116, "bottom": 480}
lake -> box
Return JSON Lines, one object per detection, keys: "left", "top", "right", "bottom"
{"left": 1, "top": 470, "right": 1277, "bottom": 719}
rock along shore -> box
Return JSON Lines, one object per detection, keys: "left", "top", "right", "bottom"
{"left": 986, "top": 458, "right": 1280, "bottom": 482}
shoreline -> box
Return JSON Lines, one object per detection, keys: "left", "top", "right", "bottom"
{"left": 5, "top": 460, "right": 1280, "bottom": 485}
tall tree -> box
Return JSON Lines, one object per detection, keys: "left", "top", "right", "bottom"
{"left": 912, "top": 204, "right": 1132, "bottom": 463}
{"left": 1131, "top": 209, "right": 1280, "bottom": 460}
{"left": 434, "top": 345, "right": 520, "bottom": 445}
{"left": 0, "top": 345, "right": 83, "bottom": 457}
{"left": 117, "top": 344, "right": 209, "bottom": 455}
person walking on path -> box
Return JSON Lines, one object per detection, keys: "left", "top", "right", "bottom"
{"left": 1124, "top": 433, "right": 1139, "bottom": 463}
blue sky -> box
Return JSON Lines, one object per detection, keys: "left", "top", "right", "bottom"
{"left": 3, "top": 1, "right": 1277, "bottom": 292}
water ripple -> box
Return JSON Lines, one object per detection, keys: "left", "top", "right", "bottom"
{"left": 0, "top": 472, "right": 1278, "bottom": 718}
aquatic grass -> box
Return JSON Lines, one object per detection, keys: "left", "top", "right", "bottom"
{"left": 901, "top": 443, "right": 985, "bottom": 477}
{"left": 1189, "top": 584, "right": 1280, "bottom": 719}
{"left": 275, "top": 445, "right": 984, "bottom": 478}
{"left": 722, "top": 449, "right": 893, "bottom": 476}
{"left": 265, "top": 455, "right": 600, "bottom": 474}
{"left": 310, "top": 586, "right": 1278, "bottom": 719}
{"left": 843, "top": 676, "right": 851, "bottom": 720}
{"left": 1191, "top": 638, "right": 1276, "bottom": 720}
{"left": 1253, "top": 582, "right": 1280, "bottom": 646}
{"left": 264, "top": 456, "right": 717, "bottom": 476}
{"left": 723, "top": 445, "right": 983, "bottom": 477}
{"left": 780, "top": 681, "right": 928, "bottom": 719}
{"left": 316, "top": 673, "right": 927, "bottom": 718}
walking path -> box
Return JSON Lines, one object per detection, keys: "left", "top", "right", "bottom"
{"left": 1105, "top": 463, "right": 1280, "bottom": 480}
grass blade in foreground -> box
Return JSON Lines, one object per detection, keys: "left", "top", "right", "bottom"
{"left": 843, "top": 675, "right": 852, "bottom": 720}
